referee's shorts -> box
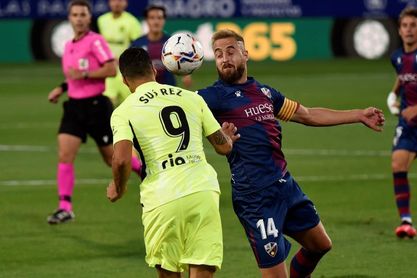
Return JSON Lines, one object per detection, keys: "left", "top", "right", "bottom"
{"left": 142, "top": 191, "right": 223, "bottom": 273}
{"left": 58, "top": 95, "right": 113, "bottom": 146}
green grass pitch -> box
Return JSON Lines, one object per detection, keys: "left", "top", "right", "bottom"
{"left": 1, "top": 59, "right": 417, "bottom": 277}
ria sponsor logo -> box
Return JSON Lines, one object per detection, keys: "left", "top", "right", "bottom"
{"left": 162, "top": 153, "right": 186, "bottom": 169}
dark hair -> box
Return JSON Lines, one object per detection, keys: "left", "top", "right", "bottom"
{"left": 68, "top": 0, "right": 92, "bottom": 14}
{"left": 399, "top": 7, "right": 417, "bottom": 24}
{"left": 119, "top": 47, "right": 154, "bottom": 79}
{"left": 143, "top": 4, "right": 166, "bottom": 19}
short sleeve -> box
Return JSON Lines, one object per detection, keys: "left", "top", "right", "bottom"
{"left": 111, "top": 108, "right": 133, "bottom": 144}
{"left": 91, "top": 36, "right": 114, "bottom": 64}
{"left": 198, "top": 95, "right": 221, "bottom": 137}
{"left": 197, "top": 87, "right": 221, "bottom": 111}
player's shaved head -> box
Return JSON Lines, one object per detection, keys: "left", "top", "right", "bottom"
{"left": 399, "top": 7, "right": 417, "bottom": 24}
{"left": 212, "top": 29, "right": 245, "bottom": 51}
{"left": 68, "top": 0, "right": 92, "bottom": 14}
{"left": 119, "top": 47, "right": 154, "bottom": 80}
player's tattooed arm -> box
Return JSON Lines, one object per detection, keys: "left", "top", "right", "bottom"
{"left": 207, "top": 122, "right": 240, "bottom": 155}
{"left": 212, "top": 130, "right": 227, "bottom": 145}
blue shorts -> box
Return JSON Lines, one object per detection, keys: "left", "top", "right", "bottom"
{"left": 232, "top": 173, "right": 320, "bottom": 268}
{"left": 392, "top": 124, "right": 417, "bottom": 152}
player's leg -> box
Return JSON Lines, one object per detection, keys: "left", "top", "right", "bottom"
{"left": 260, "top": 262, "right": 288, "bottom": 278}
{"left": 392, "top": 149, "right": 416, "bottom": 238}
{"left": 47, "top": 133, "right": 82, "bottom": 224}
{"left": 281, "top": 176, "right": 329, "bottom": 278}
{"left": 89, "top": 95, "right": 142, "bottom": 173}
{"left": 182, "top": 191, "right": 223, "bottom": 277}
{"left": 155, "top": 265, "right": 181, "bottom": 278}
{"left": 189, "top": 265, "right": 216, "bottom": 278}
{"left": 287, "top": 222, "right": 332, "bottom": 278}
{"left": 142, "top": 198, "right": 186, "bottom": 275}
{"left": 232, "top": 183, "right": 291, "bottom": 278}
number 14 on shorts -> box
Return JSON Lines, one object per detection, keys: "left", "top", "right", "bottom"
{"left": 256, "top": 218, "right": 279, "bottom": 239}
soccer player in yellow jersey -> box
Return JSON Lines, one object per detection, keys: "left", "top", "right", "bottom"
{"left": 98, "top": 0, "right": 141, "bottom": 106}
{"left": 107, "top": 47, "right": 240, "bottom": 278}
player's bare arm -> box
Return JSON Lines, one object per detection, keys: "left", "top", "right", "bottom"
{"left": 290, "top": 104, "right": 385, "bottom": 132}
{"left": 107, "top": 139, "right": 132, "bottom": 202}
{"left": 68, "top": 60, "right": 117, "bottom": 80}
{"left": 207, "top": 122, "right": 240, "bottom": 155}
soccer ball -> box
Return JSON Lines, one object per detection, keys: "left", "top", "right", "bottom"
{"left": 161, "top": 33, "right": 204, "bottom": 75}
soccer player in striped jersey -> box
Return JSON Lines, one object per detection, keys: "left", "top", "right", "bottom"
{"left": 386, "top": 7, "right": 417, "bottom": 239}
{"left": 98, "top": 0, "right": 142, "bottom": 106}
{"left": 197, "top": 29, "right": 385, "bottom": 277}
{"left": 107, "top": 47, "right": 239, "bottom": 277}
{"left": 130, "top": 5, "right": 192, "bottom": 88}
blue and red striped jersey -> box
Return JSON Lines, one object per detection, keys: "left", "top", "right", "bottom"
{"left": 198, "top": 77, "right": 298, "bottom": 193}
{"left": 391, "top": 48, "right": 417, "bottom": 127}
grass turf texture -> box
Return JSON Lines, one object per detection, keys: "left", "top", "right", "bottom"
{"left": 1, "top": 59, "right": 416, "bottom": 277}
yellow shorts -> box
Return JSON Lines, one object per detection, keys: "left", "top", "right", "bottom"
{"left": 103, "top": 70, "right": 131, "bottom": 106}
{"left": 142, "top": 191, "right": 223, "bottom": 273}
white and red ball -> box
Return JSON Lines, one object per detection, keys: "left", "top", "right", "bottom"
{"left": 161, "top": 33, "right": 204, "bottom": 75}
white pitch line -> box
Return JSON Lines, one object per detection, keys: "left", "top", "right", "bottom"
{"left": 0, "top": 178, "right": 109, "bottom": 186}
{"left": 0, "top": 144, "right": 391, "bottom": 157}
{"left": 0, "top": 145, "right": 97, "bottom": 153}
{"left": 3, "top": 173, "right": 417, "bottom": 186}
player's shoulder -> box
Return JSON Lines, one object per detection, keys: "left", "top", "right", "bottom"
{"left": 251, "top": 77, "right": 283, "bottom": 97}
{"left": 86, "top": 31, "right": 106, "bottom": 41}
{"left": 391, "top": 48, "right": 404, "bottom": 60}
{"left": 97, "top": 12, "right": 111, "bottom": 22}
{"left": 131, "top": 35, "right": 148, "bottom": 47}
{"left": 122, "top": 11, "right": 139, "bottom": 22}
{"left": 198, "top": 80, "right": 227, "bottom": 95}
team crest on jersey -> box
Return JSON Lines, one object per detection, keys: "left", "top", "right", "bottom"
{"left": 78, "top": 58, "right": 89, "bottom": 70}
{"left": 235, "top": 90, "right": 242, "bottom": 97}
{"left": 264, "top": 242, "right": 278, "bottom": 257}
{"left": 261, "top": 87, "right": 272, "bottom": 99}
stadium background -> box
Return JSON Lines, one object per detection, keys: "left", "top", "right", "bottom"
{"left": 1, "top": 0, "right": 417, "bottom": 277}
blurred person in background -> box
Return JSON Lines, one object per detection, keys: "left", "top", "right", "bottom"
{"left": 98, "top": 0, "right": 142, "bottom": 106}
{"left": 46, "top": 0, "right": 139, "bottom": 225}
{"left": 98, "top": 0, "right": 143, "bottom": 176}
{"left": 131, "top": 4, "right": 192, "bottom": 88}
{"left": 386, "top": 7, "right": 417, "bottom": 239}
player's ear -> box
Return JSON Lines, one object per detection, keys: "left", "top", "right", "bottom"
{"left": 243, "top": 49, "right": 249, "bottom": 62}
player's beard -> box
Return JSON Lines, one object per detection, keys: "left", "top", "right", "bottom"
{"left": 217, "top": 63, "right": 245, "bottom": 84}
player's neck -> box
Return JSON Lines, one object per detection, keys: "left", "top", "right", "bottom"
{"left": 404, "top": 42, "right": 417, "bottom": 53}
{"left": 73, "top": 30, "right": 89, "bottom": 41}
{"left": 130, "top": 77, "right": 156, "bottom": 92}
{"left": 148, "top": 31, "right": 163, "bottom": 41}
{"left": 112, "top": 12, "right": 122, "bottom": 19}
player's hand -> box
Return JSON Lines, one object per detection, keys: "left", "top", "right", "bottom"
{"left": 182, "top": 75, "right": 192, "bottom": 88}
{"left": 360, "top": 107, "right": 385, "bottom": 132}
{"left": 401, "top": 106, "right": 417, "bottom": 123}
{"left": 387, "top": 91, "right": 400, "bottom": 115}
{"left": 68, "top": 67, "right": 86, "bottom": 80}
{"left": 107, "top": 180, "right": 124, "bottom": 202}
{"left": 48, "top": 87, "right": 63, "bottom": 104}
{"left": 222, "top": 122, "right": 240, "bottom": 143}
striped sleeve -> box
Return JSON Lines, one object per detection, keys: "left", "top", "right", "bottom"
{"left": 276, "top": 98, "right": 299, "bottom": 121}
